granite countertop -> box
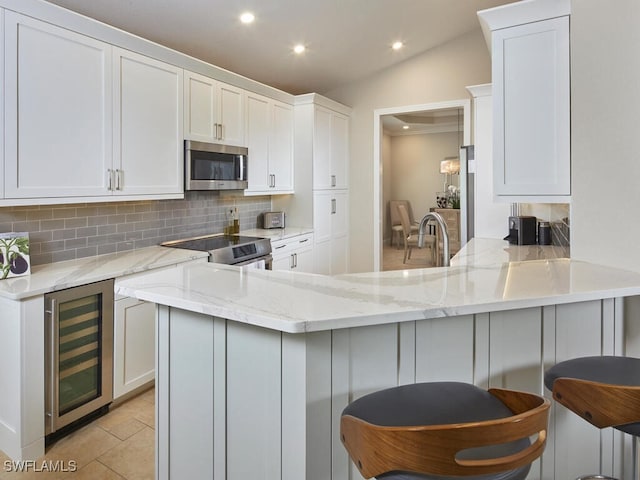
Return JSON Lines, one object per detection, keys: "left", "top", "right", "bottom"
{"left": 0, "top": 246, "right": 209, "bottom": 300}
{"left": 115, "top": 239, "right": 640, "bottom": 334}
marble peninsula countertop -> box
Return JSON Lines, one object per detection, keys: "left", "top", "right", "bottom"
{"left": 0, "top": 246, "right": 208, "bottom": 300}
{"left": 115, "top": 238, "right": 640, "bottom": 334}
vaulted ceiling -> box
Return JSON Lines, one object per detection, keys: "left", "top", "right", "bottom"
{"left": 44, "top": 0, "right": 515, "bottom": 95}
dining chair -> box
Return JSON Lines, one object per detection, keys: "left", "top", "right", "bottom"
{"left": 397, "top": 204, "right": 434, "bottom": 264}
{"left": 390, "top": 201, "right": 419, "bottom": 249}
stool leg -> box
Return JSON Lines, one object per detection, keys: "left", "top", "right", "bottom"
{"left": 634, "top": 435, "right": 638, "bottom": 480}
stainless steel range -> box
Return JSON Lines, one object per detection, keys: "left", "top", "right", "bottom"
{"left": 162, "top": 234, "right": 272, "bottom": 269}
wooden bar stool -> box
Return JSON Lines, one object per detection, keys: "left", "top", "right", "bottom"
{"left": 544, "top": 356, "right": 640, "bottom": 480}
{"left": 340, "top": 382, "right": 550, "bottom": 479}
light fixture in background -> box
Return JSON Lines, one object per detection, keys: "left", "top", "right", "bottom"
{"left": 293, "top": 44, "right": 306, "bottom": 54}
{"left": 239, "top": 12, "right": 255, "bottom": 24}
{"left": 440, "top": 158, "right": 460, "bottom": 175}
{"left": 402, "top": 125, "right": 409, "bottom": 130}
{"left": 392, "top": 41, "right": 403, "bottom": 50}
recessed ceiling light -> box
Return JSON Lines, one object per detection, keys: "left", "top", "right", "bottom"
{"left": 392, "top": 41, "right": 403, "bottom": 51}
{"left": 240, "top": 12, "right": 255, "bottom": 24}
{"left": 403, "top": 125, "right": 409, "bottom": 130}
{"left": 293, "top": 44, "right": 306, "bottom": 54}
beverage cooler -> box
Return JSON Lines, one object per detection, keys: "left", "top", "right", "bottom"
{"left": 44, "top": 279, "right": 114, "bottom": 441}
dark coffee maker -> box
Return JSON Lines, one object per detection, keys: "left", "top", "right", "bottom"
{"left": 504, "top": 216, "right": 537, "bottom": 245}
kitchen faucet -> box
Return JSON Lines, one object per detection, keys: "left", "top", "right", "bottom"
{"left": 418, "top": 212, "right": 450, "bottom": 267}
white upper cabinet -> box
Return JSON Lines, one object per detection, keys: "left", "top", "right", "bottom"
{"left": 479, "top": 0, "right": 570, "bottom": 201}
{"left": 313, "top": 106, "right": 349, "bottom": 190}
{"left": 244, "top": 92, "right": 294, "bottom": 195}
{"left": 4, "top": 11, "right": 113, "bottom": 199}
{"left": 3, "top": 12, "right": 184, "bottom": 202}
{"left": 184, "top": 70, "right": 245, "bottom": 147}
{"left": 113, "top": 48, "right": 183, "bottom": 195}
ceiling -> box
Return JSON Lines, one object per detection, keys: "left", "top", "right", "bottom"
{"left": 382, "top": 108, "right": 464, "bottom": 136}
{"left": 43, "top": 0, "right": 516, "bottom": 96}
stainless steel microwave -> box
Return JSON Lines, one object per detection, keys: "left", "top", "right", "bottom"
{"left": 185, "top": 140, "right": 248, "bottom": 191}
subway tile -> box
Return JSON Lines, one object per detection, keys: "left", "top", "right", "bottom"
{"left": 12, "top": 220, "right": 41, "bottom": 232}
{"left": 96, "top": 205, "right": 119, "bottom": 216}
{"left": 125, "top": 231, "right": 144, "bottom": 241}
{"left": 116, "top": 242, "right": 135, "bottom": 252}
{"left": 52, "top": 207, "right": 78, "bottom": 219}
{"left": 117, "top": 223, "right": 135, "bottom": 233}
{"left": 65, "top": 238, "right": 88, "bottom": 249}
{"left": 98, "top": 224, "right": 118, "bottom": 236}
{"left": 98, "top": 244, "right": 118, "bottom": 256}
{"left": 65, "top": 217, "right": 88, "bottom": 228}
{"left": 76, "top": 206, "right": 99, "bottom": 217}
{"left": 0, "top": 223, "right": 13, "bottom": 233}
{"left": 26, "top": 209, "right": 54, "bottom": 221}
{"left": 41, "top": 240, "right": 66, "bottom": 253}
{"left": 76, "top": 246, "right": 99, "bottom": 259}
{"left": 41, "top": 219, "right": 66, "bottom": 231}
{"left": 51, "top": 250, "right": 77, "bottom": 263}
{"left": 88, "top": 215, "right": 110, "bottom": 227}
{"left": 108, "top": 214, "right": 127, "bottom": 225}
{"left": 77, "top": 226, "right": 99, "bottom": 238}
{"left": 31, "top": 252, "right": 52, "bottom": 266}
{"left": 87, "top": 233, "right": 126, "bottom": 246}
{"left": 52, "top": 229, "right": 77, "bottom": 241}
{"left": 30, "top": 231, "right": 53, "bottom": 244}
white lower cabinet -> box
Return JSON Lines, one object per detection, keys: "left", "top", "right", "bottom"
{"left": 313, "top": 190, "right": 348, "bottom": 275}
{"left": 271, "top": 233, "right": 314, "bottom": 273}
{"left": 113, "top": 295, "right": 155, "bottom": 399}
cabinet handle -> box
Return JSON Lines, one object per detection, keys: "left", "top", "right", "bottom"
{"left": 45, "top": 298, "right": 58, "bottom": 434}
{"left": 331, "top": 175, "right": 336, "bottom": 187}
{"left": 331, "top": 198, "right": 336, "bottom": 214}
{"left": 299, "top": 238, "right": 309, "bottom": 244}
{"left": 115, "top": 169, "right": 122, "bottom": 191}
{"left": 290, "top": 253, "right": 295, "bottom": 269}
{"left": 107, "top": 169, "right": 113, "bottom": 191}
{"left": 275, "top": 244, "right": 286, "bottom": 250}
{"left": 294, "top": 253, "right": 298, "bottom": 268}
{"left": 217, "top": 123, "right": 223, "bottom": 140}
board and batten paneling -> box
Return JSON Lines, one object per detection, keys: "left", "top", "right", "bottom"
{"left": 156, "top": 298, "right": 629, "bottom": 480}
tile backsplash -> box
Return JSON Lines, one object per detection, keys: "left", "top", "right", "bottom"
{"left": 0, "top": 192, "right": 271, "bottom": 266}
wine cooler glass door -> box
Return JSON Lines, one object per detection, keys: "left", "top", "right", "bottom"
{"left": 45, "top": 279, "right": 114, "bottom": 436}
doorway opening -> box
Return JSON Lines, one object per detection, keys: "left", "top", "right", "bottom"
{"left": 373, "top": 100, "right": 471, "bottom": 271}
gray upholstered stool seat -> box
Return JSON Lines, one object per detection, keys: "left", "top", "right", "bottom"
{"left": 340, "top": 382, "right": 549, "bottom": 480}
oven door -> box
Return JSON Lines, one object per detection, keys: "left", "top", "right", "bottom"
{"left": 234, "top": 254, "right": 272, "bottom": 270}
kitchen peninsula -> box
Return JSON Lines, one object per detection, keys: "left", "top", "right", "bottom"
{"left": 115, "top": 239, "right": 640, "bottom": 480}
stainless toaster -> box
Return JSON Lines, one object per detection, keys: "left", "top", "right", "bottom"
{"left": 261, "top": 211, "right": 285, "bottom": 229}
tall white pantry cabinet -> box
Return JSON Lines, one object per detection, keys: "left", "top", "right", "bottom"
{"left": 275, "top": 94, "right": 351, "bottom": 275}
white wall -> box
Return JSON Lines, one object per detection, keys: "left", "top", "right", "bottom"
{"left": 570, "top": 0, "right": 640, "bottom": 271}
{"left": 325, "top": 30, "right": 492, "bottom": 272}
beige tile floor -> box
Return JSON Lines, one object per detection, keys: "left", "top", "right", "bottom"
{"left": 382, "top": 242, "right": 435, "bottom": 271}
{"left": 0, "top": 387, "right": 155, "bottom": 480}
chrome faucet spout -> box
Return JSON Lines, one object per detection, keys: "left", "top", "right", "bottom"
{"left": 418, "top": 212, "right": 450, "bottom": 267}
